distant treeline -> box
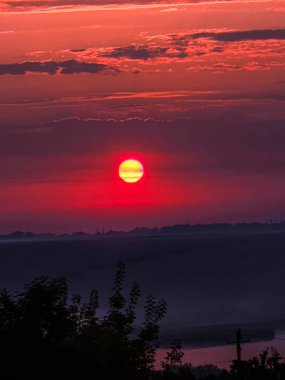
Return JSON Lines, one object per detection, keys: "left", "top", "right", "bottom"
{"left": 0, "top": 263, "right": 285, "bottom": 380}
{"left": 1, "top": 221, "right": 285, "bottom": 240}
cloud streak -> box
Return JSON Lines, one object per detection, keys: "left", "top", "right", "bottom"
{"left": 190, "top": 28, "right": 285, "bottom": 42}
{"left": 102, "top": 44, "right": 187, "bottom": 60}
{"left": 1, "top": 0, "right": 264, "bottom": 13}
{"left": 76, "top": 29, "right": 285, "bottom": 65}
{"left": 3, "top": 28, "right": 284, "bottom": 77}
{"left": 0, "top": 60, "right": 118, "bottom": 75}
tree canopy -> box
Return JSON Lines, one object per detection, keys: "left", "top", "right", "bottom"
{"left": 0, "top": 263, "right": 167, "bottom": 380}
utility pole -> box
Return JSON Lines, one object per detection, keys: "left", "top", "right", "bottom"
{"left": 226, "top": 328, "right": 250, "bottom": 362}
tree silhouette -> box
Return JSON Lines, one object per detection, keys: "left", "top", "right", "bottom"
{"left": 160, "top": 340, "right": 194, "bottom": 380}
{"left": 230, "top": 346, "right": 285, "bottom": 380}
{"left": 0, "top": 263, "right": 167, "bottom": 380}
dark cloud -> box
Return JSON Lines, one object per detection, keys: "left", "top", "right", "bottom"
{"left": 101, "top": 44, "right": 187, "bottom": 60}
{"left": 70, "top": 48, "right": 87, "bottom": 53}
{"left": 212, "top": 46, "right": 224, "bottom": 53}
{"left": 190, "top": 28, "right": 285, "bottom": 42}
{"left": 0, "top": 60, "right": 117, "bottom": 75}
{"left": 2, "top": 0, "right": 244, "bottom": 10}
{"left": 0, "top": 61, "right": 59, "bottom": 75}
{"left": 59, "top": 60, "right": 117, "bottom": 74}
{"left": 3, "top": 0, "right": 150, "bottom": 6}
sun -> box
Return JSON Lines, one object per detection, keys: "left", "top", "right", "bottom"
{"left": 119, "top": 159, "right": 144, "bottom": 183}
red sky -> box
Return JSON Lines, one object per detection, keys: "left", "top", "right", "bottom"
{"left": 0, "top": 0, "right": 285, "bottom": 232}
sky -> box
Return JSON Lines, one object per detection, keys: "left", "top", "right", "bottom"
{"left": 0, "top": 0, "right": 285, "bottom": 232}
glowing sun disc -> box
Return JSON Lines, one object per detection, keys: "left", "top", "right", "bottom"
{"left": 119, "top": 159, "right": 144, "bottom": 183}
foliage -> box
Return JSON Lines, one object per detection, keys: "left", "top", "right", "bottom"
{"left": 0, "top": 263, "right": 167, "bottom": 380}
{"left": 162, "top": 339, "right": 185, "bottom": 369}
{"left": 229, "top": 347, "right": 285, "bottom": 380}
